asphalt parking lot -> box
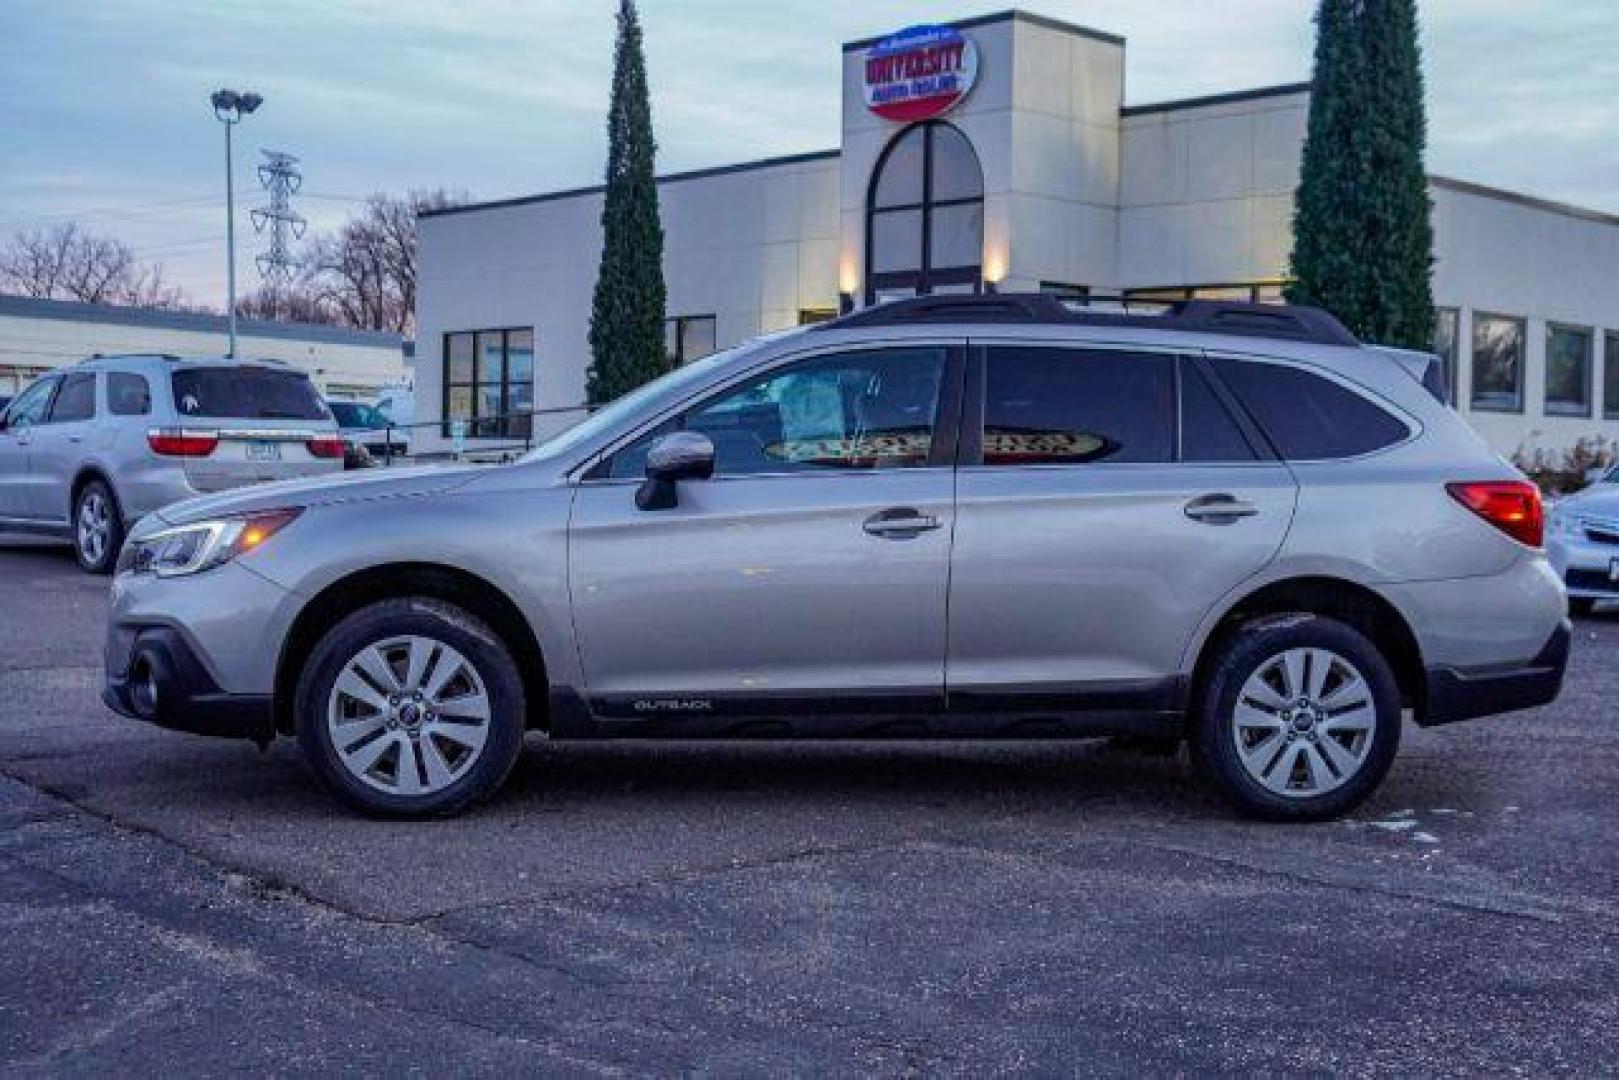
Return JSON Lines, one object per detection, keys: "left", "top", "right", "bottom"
{"left": 1, "top": 538, "right": 1616, "bottom": 1075}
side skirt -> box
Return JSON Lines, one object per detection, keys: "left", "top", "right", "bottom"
{"left": 548, "top": 679, "right": 1188, "bottom": 741}
{"left": 0, "top": 517, "right": 71, "bottom": 539}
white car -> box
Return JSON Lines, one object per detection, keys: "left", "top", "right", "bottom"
{"left": 1547, "top": 467, "right": 1619, "bottom": 614}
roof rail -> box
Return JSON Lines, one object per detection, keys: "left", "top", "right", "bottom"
{"left": 79, "top": 352, "right": 182, "bottom": 363}
{"left": 815, "top": 293, "right": 1360, "bottom": 347}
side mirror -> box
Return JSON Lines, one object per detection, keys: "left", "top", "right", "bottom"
{"left": 636, "top": 431, "right": 715, "bottom": 511}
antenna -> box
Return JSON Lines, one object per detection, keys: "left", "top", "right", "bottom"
{"left": 251, "top": 149, "right": 307, "bottom": 320}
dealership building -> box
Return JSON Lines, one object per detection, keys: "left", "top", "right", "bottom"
{"left": 0, "top": 294, "right": 406, "bottom": 402}
{"left": 416, "top": 9, "right": 1619, "bottom": 460}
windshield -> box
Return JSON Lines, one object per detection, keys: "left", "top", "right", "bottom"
{"left": 171, "top": 367, "right": 330, "bottom": 421}
{"left": 521, "top": 337, "right": 785, "bottom": 464}
{"left": 329, "top": 401, "right": 386, "bottom": 428}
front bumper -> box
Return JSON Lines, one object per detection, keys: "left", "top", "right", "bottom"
{"left": 1548, "top": 528, "right": 1619, "bottom": 598}
{"left": 1421, "top": 619, "right": 1570, "bottom": 727}
{"left": 103, "top": 625, "right": 274, "bottom": 740}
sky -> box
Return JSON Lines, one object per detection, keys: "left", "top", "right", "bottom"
{"left": 3, "top": 0, "right": 1616, "bottom": 308}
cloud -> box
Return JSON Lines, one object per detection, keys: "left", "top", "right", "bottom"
{"left": 2, "top": 0, "right": 1613, "bottom": 306}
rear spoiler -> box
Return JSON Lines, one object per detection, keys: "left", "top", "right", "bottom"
{"left": 1366, "top": 345, "right": 1449, "bottom": 405}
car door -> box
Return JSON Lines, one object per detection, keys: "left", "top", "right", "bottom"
{"left": 568, "top": 342, "right": 964, "bottom": 722}
{"left": 0, "top": 376, "right": 59, "bottom": 521}
{"left": 24, "top": 370, "right": 98, "bottom": 524}
{"left": 945, "top": 343, "right": 1297, "bottom": 711}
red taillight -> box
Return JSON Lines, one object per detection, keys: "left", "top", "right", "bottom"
{"left": 1447, "top": 481, "right": 1544, "bottom": 548}
{"left": 306, "top": 437, "right": 347, "bottom": 459}
{"left": 146, "top": 428, "right": 219, "bottom": 457}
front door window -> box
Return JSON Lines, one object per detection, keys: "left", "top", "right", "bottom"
{"left": 603, "top": 347, "right": 949, "bottom": 479}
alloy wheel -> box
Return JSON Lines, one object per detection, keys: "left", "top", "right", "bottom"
{"left": 326, "top": 635, "right": 492, "bottom": 796}
{"left": 77, "top": 491, "right": 111, "bottom": 566}
{"left": 1230, "top": 646, "right": 1376, "bottom": 797}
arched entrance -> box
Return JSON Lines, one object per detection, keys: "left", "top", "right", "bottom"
{"left": 865, "top": 121, "right": 984, "bottom": 304}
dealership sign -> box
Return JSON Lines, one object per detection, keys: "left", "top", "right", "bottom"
{"left": 863, "top": 24, "right": 979, "bottom": 122}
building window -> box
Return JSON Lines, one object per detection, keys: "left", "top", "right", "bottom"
{"left": 664, "top": 315, "right": 717, "bottom": 365}
{"left": 1470, "top": 314, "right": 1524, "bottom": 413}
{"left": 442, "top": 327, "right": 534, "bottom": 439}
{"left": 798, "top": 308, "right": 838, "bottom": 325}
{"left": 1123, "top": 282, "right": 1289, "bottom": 304}
{"left": 1545, "top": 324, "right": 1593, "bottom": 417}
{"left": 1433, "top": 308, "right": 1459, "bottom": 406}
{"left": 1039, "top": 282, "right": 1090, "bottom": 300}
{"left": 1606, "top": 332, "right": 1619, "bottom": 420}
{"left": 866, "top": 121, "right": 983, "bottom": 304}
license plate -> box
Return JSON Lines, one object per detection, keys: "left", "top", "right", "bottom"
{"left": 245, "top": 440, "right": 282, "bottom": 463}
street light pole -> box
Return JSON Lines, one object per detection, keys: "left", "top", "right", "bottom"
{"left": 210, "top": 89, "right": 263, "bottom": 359}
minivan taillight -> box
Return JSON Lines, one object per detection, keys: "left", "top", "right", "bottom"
{"left": 147, "top": 428, "right": 219, "bottom": 457}
{"left": 306, "top": 437, "right": 347, "bottom": 459}
{"left": 1446, "top": 481, "right": 1543, "bottom": 548}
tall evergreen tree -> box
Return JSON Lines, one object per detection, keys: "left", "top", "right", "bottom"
{"left": 1287, "top": 0, "right": 1435, "bottom": 349}
{"left": 587, "top": 0, "right": 668, "bottom": 405}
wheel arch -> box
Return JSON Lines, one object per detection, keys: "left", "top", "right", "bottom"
{"left": 69, "top": 464, "right": 121, "bottom": 524}
{"left": 1187, "top": 575, "right": 1426, "bottom": 720}
{"left": 273, "top": 562, "right": 550, "bottom": 737}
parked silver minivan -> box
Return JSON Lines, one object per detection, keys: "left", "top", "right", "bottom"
{"left": 101, "top": 297, "right": 1568, "bottom": 819}
{"left": 0, "top": 355, "right": 343, "bottom": 573}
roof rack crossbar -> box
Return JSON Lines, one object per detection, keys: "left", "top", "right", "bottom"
{"left": 813, "top": 293, "right": 1359, "bottom": 347}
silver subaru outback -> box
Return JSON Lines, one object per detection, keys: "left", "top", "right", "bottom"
{"left": 0, "top": 355, "right": 344, "bottom": 573}
{"left": 101, "top": 295, "right": 1568, "bottom": 820}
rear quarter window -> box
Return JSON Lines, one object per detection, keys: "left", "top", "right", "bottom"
{"left": 170, "top": 367, "right": 329, "bottom": 421}
{"left": 1215, "top": 359, "right": 1410, "bottom": 461}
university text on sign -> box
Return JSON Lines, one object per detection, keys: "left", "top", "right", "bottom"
{"left": 863, "top": 25, "right": 979, "bottom": 123}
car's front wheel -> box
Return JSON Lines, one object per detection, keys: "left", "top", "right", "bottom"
{"left": 1193, "top": 613, "right": 1402, "bottom": 821}
{"left": 295, "top": 598, "right": 527, "bottom": 817}
{"left": 73, "top": 479, "right": 123, "bottom": 575}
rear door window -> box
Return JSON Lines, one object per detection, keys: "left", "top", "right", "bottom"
{"left": 980, "top": 347, "right": 1173, "bottom": 465}
{"left": 1215, "top": 359, "right": 1410, "bottom": 461}
{"left": 46, "top": 373, "right": 96, "bottom": 423}
{"left": 1179, "top": 359, "right": 1257, "bottom": 462}
{"left": 171, "top": 367, "right": 329, "bottom": 421}
{"left": 108, "top": 372, "right": 152, "bottom": 416}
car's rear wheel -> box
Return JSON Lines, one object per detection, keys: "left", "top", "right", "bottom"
{"left": 1192, "top": 614, "right": 1401, "bottom": 821}
{"left": 73, "top": 479, "right": 123, "bottom": 575}
{"left": 1569, "top": 597, "right": 1597, "bottom": 617}
{"left": 295, "top": 598, "right": 526, "bottom": 817}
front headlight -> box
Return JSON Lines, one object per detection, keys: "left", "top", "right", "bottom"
{"left": 117, "top": 508, "right": 301, "bottom": 577}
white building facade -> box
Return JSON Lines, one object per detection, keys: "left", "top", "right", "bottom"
{"left": 0, "top": 294, "right": 406, "bottom": 401}
{"left": 416, "top": 9, "right": 1619, "bottom": 460}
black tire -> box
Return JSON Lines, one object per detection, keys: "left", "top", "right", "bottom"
{"left": 295, "top": 597, "right": 526, "bottom": 818}
{"left": 1569, "top": 597, "right": 1597, "bottom": 618}
{"left": 1192, "top": 613, "right": 1402, "bottom": 822}
{"left": 72, "top": 478, "right": 124, "bottom": 575}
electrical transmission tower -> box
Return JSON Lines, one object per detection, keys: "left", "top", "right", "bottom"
{"left": 251, "top": 150, "right": 307, "bottom": 320}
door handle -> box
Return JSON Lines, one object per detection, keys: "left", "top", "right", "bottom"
{"left": 1184, "top": 494, "right": 1259, "bottom": 524}
{"left": 863, "top": 508, "right": 943, "bottom": 537}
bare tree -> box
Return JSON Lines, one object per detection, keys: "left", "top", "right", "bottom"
{"left": 301, "top": 189, "right": 462, "bottom": 335}
{"left": 234, "top": 280, "right": 339, "bottom": 325}
{"left": 0, "top": 223, "right": 187, "bottom": 308}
